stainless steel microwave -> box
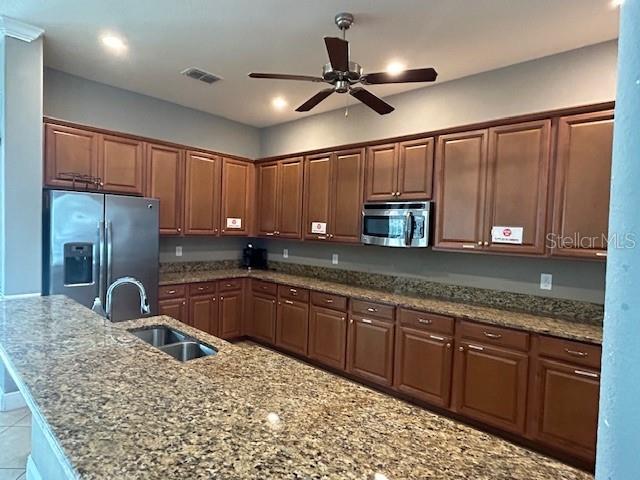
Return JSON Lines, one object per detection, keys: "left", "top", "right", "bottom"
{"left": 361, "top": 202, "right": 432, "bottom": 247}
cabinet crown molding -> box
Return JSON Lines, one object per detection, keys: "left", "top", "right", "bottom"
{"left": 0, "top": 16, "right": 44, "bottom": 42}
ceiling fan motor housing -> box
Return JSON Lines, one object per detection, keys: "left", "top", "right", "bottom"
{"left": 322, "top": 62, "right": 362, "bottom": 83}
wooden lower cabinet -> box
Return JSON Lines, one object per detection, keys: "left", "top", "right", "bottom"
{"left": 453, "top": 341, "right": 529, "bottom": 434}
{"left": 530, "top": 358, "right": 600, "bottom": 463}
{"left": 158, "top": 298, "right": 187, "bottom": 324}
{"left": 189, "top": 295, "right": 218, "bottom": 335}
{"left": 347, "top": 315, "right": 395, "bottom": 387}
{"left": 250, "top": 293, "right": 277, "bottom": 344}
{"left": 308, "top": 305, "right": 347, "bottom": 370}
{"left": 219, "top": 289, "right": 243, "bottom": 339}
{"left": 276, "top": 299, "right": 309, "bottom": 356}
{"left": 394, "top": 326, "right": 454, "bottom": 407}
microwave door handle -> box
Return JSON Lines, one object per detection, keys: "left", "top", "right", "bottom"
{"left": 404, "top": 212, "right": 413, "bottom": 246}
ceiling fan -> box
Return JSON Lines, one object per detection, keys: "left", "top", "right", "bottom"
{"left": 248, "top": 13, "right": 438, "bottom": 115}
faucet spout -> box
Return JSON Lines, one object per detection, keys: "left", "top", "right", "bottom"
{"left": 105, "top": 276, "right": 150, "bottom": 320}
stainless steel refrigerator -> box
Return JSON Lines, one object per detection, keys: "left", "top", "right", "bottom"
{"left": 43, "top": 190, "right": 159, "bottom": 321}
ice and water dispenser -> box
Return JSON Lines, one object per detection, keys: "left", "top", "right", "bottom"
{"left": 63, "top": 242, "right": 93, "bottom": 285}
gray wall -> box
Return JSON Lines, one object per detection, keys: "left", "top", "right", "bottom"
{"left": 44, "top": 68, "right": 261, "bottom": 159}
{"left": 255, "top": 239, "right": 606, "bottom": 304}
{"left": 260, "top": 41, "right": 618, "bottom": 157}
{"left": 159, "top": 237, "right": 245, "bottom": 264}
{"left": 0, "top": 36, "right": 43, "bottom": 296}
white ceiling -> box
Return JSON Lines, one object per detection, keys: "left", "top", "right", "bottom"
{"left": 2, "top": 0, "right": 619, "bottom": 127}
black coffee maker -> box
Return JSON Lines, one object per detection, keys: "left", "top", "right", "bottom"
{"left": 242, "top": 243, "right": 268, "bottom": 270}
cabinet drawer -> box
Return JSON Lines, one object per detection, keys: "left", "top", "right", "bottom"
{"left": 311, "top": 291, "right": 347, "bottom": 311}
{"left": 189, "top": 282, "right": 217, "bottom": 296}
{"left": 538, "top": 335, "right": 601, "bottom": 369}
{"left": 278, "top": 285, "right": 309, "bottom": 302}
{"left": 399, "top": 309, "right": 454, "bottom": 334}
{"left": 252, "top": 280, "right": 277, "bottom": 296}
{"left": 159, "top": 284, "right": 186, "bottom": 300}
{"left": 351, "top": 299, "right": 395, "bottom": 321}
{"left": 219, "top": 278, "right": 243, "bottom": 292}
{"left": 459, "top": 320, "right": 529, "bottom": 351}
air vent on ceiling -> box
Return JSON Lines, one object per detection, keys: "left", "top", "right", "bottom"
{"left": 180, "top": 67, "right": 222, "bottom": 84}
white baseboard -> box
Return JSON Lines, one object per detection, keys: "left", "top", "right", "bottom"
{"left": 26, "top": 455, "right": 44, "bottom": 480}
{"left": 0, "top": 388, "right": 26, "bottom": 411}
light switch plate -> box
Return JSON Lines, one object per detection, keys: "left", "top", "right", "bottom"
{"left": 283, "top": 248, "right": 289, "bottom": 259}
{"left": 332, "top": 253, "right": 339, "bottom": 265}
{"left": 175, "top": 246, "right": 183, "bottom": 257}
{"left": 540, "top": 273, "right": 552, "bottom": 290}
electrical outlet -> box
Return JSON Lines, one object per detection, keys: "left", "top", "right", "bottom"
{"left": 175, "top": 246, "right": 183, "bottom": 257}
{"left": 332, "top": 253, "right": 339, "bottom": 265}
{"left": 283, "top": 248, "right": 289, "bottom": 259}
{"left": 540, "top": 273, "right": 552, "bottom": 290}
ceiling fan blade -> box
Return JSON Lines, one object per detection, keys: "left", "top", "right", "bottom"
{"left": 362, "top": 67, "right": 438, "bottom": 85}
{"left": 296, "top": 88, "right": 335, "bottom": 112}
{"left": 324, "top": 37, "right": 349, "bottom": 72}
{"left": 349, "top": 87, "right": 394, "bottom": 115}
{"left": 248, "top": 73, "right": 324, "bottom": 82}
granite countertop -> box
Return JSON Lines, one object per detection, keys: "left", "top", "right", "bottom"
{"left": 0, "top": 295, "right": 592, "bottom": 479}
{"left": 160, "top": 269, "right": 603, "bottom": 344}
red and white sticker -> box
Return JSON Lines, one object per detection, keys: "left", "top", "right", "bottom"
{"left": 491, "top": 226, "right": 523, "bottom": 244}
{"left": 311, "top": 222, "right": 327, "bottom": 234}
{"left": 226, "top": 217, "right": 242, "bottom": 229}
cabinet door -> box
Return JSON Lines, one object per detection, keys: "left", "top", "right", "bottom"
{"left": 250, "top": 294, "right": 277, "bottom": 344}
{"left": 434, "top": 130, "right": 488, "bottom": 251}
{"left": 44, "top": 123, "right": 99, "bottom": 188}
{"left": 184, "top": 151, "right": 221, "bottom": 235}
{"left": 347, "top": 315, "right": 395, "bottom": 387}
{"left": 398, "top": 138, "right": 434, "bottom": 200}
{"left": 331, "top": 149, "right": 364, "bottom": 243}
{"left": 159, "top": 298, "right": 187, "bottom": 324}
{"left": 221, "top": 158, "right": 250, "bottom": 236}
{"left": 98, "top": 134, "right": 144, "bottom": 195}
{"left": 304, "top": 153, "right": 333, "bottom": 240}
{"left": 276, "top": 299, "right": 309, "bottom": 356}
{"left": 484, "top": 120, "right": 551, "bottom": 254}
{"left": 189, "top": 295, "right": 217, "bottom": 334}
{"left": 277, "top": 157, "right": 304, "bottom": 239}
{"left": 453, "top": 341, "right": 529, "bottom": 434}
{"left": 531, "top": 358, "right": 600, "bottom": 462}
{"left": 146, "top": 143, "right": 184, "bottom": 235}
{"left": 365, "top": 143, "right": 398, "bottom": 202}
{"left": 219, "top": 290, "right": 242, "bottom": 339}
{"left": 308, "top": 305, "right": 347, "bottom": 370}
{"left": 552, "top": 110, "right": 614, "bottom": 259}
{"left": 256, "top": 161, "right": 279, "bottom": 237}
{"left": 394, "top": 326, "right": 453, "bottom": 407}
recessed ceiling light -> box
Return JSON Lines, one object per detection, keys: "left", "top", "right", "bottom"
{"left": 100, "top": 33, "right": 127, "bottom": 53}
{"left": 272, "top": 97, "right": 288, "bottom": 110}
{"left": 386, "top": 61, "right": 406, "bottom": 76}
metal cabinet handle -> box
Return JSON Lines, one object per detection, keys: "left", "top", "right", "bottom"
{"left": 220, "top": 296, "right": 224, "bottom": 300}
{"left": 212, "top": 297, "right": 217, "bottom": 301}
{"left": 477, "top": 241, "right": 482, "bottom": 246}
{"left": 462, "top": 244, "right": 476, "bottom": 249}
{"left": 446, "top": 343, "right": 452, "bottom": 349}
{"left": 284, "top": 300, "right": 294, "bottom": 305}
{"left": 167, "top": 290, "right": 176, "bottom": 294}
{"left": 325, "top": 299, "right": 334, "bottom": 303}
{"left": 198, "top": 287, "right": 204, "bottom": 291}
{"left": 177, "top": 227, "right": 182, "bottom": 233}
{"left": 266, "top": 232, "right": 275, "bottom": 236}
{"left": 429, "top": 335, "right": 445, "bottom": 341}
{"left": 483, "top": 331, "right": 502, "bottom": 339}
{"left": 418, "top": 318, "right": 432, "bottom": 325}
{"left": 565, "top": 348, "right": 588, "bottom": 358}
{"left": 458, "top": 346, "right": 464, "bottom": 352}
{"left": 367, "top": 307, "right": 378, "bottom": 312}
{"left": 595, "top": 252, "right": 607, "bottom": 257}
{"left": 361, "top": 318, "right": 373, "bottom": 324}
{"left": 317, "top": 235, "right": 327, "bottom": 240}
{"left": 349, "top": 318, "right": 353, "bottom": 324}
{"left": 468, "top": 344, "right": 484, "bottom": 351}
{"left": 329, "top": 234, "right": 334, "bottom": 238}
{"left": 225, "top": 284, "right": 233, "bottom": 288}
{"left": 483, "top": 241, "right": 489, "bottom": 246}
{"left": 574, "top": 369, "right": 599, "bottom": 379}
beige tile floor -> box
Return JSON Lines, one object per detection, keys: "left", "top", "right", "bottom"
{"left": 0, "top": 407, "right": 31, "bottom": 480}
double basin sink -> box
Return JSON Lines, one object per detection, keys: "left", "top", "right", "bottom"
{"left": 129, "top": 326, "right": 217, "bottom": 362}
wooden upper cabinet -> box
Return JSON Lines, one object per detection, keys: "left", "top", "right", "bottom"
{"left": 256, "top": 162, "right": 279, "bottom": 237}
{"left": 365, "top": 143, "right": 398, "bottom": 201}
{"left": 184, "top": 151, "right": 221, "bottom": 235}
{"left": 330, "top": 148, "right": 364, "bottom": 243}
{"left": 145, "top": 143, "right": 184, "bottom": 235}
{"left": 434, "top": 130, "right": 489, "bottom": 251}
{"left": 44, "top": 123, "right": 99, "bottom": 189}
{"left": 484, "top": 120, "right": 551, "bottom": 255}
{"left": 98, "top": 134, "right": 144, "bottom": 195}
{"left": 398, "top": 138, "right": 434, "bottom": 200}
{"left": 277, "top": 158, "right": 304, "bottom": 239}
{"left": 552, "top": 110, "right": 614, "bottom": 260}
{"left": 221, "top": 158, "right": 251, "bottom": 236}
{"left": 304, "top": 153, "right": 333, "bottom": 240}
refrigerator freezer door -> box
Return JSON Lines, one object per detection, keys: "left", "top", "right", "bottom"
{"left": 43, "top": 190, "right": 105, "bottom": 307}
{"left": 105, "top": 195, "right": 159, "bottom": 321}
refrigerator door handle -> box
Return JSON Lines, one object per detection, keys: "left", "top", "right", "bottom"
{"left": 106, "top": 221, "right": 113, "bottom": 289}
{"left": 98, "top": 221, "right": 106, "bottom": 304}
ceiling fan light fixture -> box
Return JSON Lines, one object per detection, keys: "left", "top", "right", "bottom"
{"left": 272, "top": 96, "right": 288, "bottom": 110}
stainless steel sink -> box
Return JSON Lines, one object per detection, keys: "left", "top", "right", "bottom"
{"left": 128, "top": 326, "right": 217, "bottom": 362}
{"left": 158, "top": 341, "right": 216, "bottom": 362}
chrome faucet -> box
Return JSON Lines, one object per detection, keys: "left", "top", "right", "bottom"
{"left": 93, "top": 276, "right": 150, "bottom": 320}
